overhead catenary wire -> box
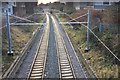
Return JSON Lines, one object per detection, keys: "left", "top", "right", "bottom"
{"left": 10, "top": 15, "right": 35, "bottom": 23}
{"left": 70, "top": 13, "right": 88, "bottom": 22}
{"left": 0, "top": 12, "right": 45, "bottom": 30}
{"left": 55, "top": 13, "right": 97, "bottom": 78}
{"left": 55, "top": 9, "right": 120, "bottom": 62}
{"left": 0, "top": 13, "right": 35, "bottom": 30}
{"left": 10, "top": 12, "right": 45, "bottom": 23}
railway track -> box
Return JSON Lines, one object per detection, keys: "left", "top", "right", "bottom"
{"left": 3, "top": 12, "right": 88, "bottom": 79}
{"left": 52, "top": 15, "right": 76, "bottom": 78}
{"left": 27, "top": 13, "right": 87, "bottom": 79}
{"left": 28, "top": 13, "right": 50, "bottom": 79}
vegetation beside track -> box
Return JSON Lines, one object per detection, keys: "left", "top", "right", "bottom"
{"left": 65, "top": 26, "right": 118, "bottom": 78}
{"left": 57, "top": 4, "right": 119, "bottom": 78}
{"left": 2, "top": 14, "right": 45, "bottom": 75}
{"left": 2, "top": 26, "right": 37, "bottom": 74}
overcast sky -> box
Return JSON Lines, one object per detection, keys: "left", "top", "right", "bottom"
{"left": 38, "top": 0, "right": 59, "bottom": 4}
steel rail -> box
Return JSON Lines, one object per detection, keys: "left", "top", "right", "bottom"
{"left": 28, "top": 13, "right": 50, "bottom": 79}
{"left": 52, "top": 15, "right": 76, "bottom": 79}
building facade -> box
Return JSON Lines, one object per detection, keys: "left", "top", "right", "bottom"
{"left": 60, "top": 0, "right": 114, "bottom": 10}
{"left": 2, "top": 2, "right": 16, "bottom": 15}
{"left": 94, "top": 2, "right": 112, "bottom": 9}
{"left": 14, "top": 2, "right": 26, "bottom": 16}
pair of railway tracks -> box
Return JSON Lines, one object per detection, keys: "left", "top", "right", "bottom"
{"left": 28, "top": 14, "right": 75, "bottom": 79}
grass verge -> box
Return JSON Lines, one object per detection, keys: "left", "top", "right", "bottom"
{"left": 58, "top": 15, "right": 119, "bottom": 78}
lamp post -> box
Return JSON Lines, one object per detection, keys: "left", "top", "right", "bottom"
{"left": 85, "top": 7, "right": 90, "bottom": 52}
{"left": 6, "top": 10, "right": 13, "bottom": 55}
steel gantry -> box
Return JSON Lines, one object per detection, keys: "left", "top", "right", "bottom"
{"left": 6, "top": 10, "right": 13, "bottom": 55}
{"left": 85, "top": 7, "right": 90, "bottom": 51}
{"left": 55, "top": 8, "right": 120, "bottom": 62}
{"left": 5, "top": 12, "right": 46, "bottom": 55}
{"left": 55, "top": 8, "right": 90, "bottom": 51}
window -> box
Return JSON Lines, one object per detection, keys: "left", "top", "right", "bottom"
{"left": 103, "top": 2, "right": 109, "bottom": 5}
{"left": 6, "top": 2, "right": 8, "bottom": 4}
{"left": 8, "top": 8, "right": 11, "bottom": 12}
{"left": 2, "top": 8, "right": 4, "bottom": 13}
{"left": 14, "top": 2, "right": 16, "bottom": 6}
